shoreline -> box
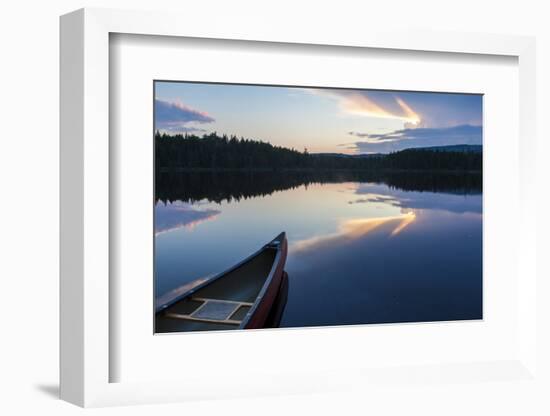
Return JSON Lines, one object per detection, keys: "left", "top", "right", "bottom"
{"left": 158, "top": 167, "right": 483, "bottom": 174}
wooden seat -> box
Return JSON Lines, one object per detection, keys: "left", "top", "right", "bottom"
{"left": 163, "top": 297, "right": 253, "bottom": 326}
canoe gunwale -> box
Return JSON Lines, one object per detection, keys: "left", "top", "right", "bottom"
{"left": 239, "top": 236, "right": 285, "bottom": 328}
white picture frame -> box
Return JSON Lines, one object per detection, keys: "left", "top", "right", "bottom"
{"left": 60, "top": 8, "right": 538, "bottom": 408}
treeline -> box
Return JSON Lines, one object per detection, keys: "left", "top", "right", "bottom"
{"left": 155, "top": 132, "right": 482, "bottom": 172}
{"left": 155, "top": 131, "right": 309, "bottom": 170}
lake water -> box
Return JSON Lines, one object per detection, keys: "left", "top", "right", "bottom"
{"left": 155, "top": 171, "right": 482, "bottom": 328}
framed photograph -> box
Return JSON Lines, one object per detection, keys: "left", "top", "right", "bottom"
{"left": 153, "top": 81, "right": 483, "bottom": 334}
{"left": 60, "top": 8, "right": 538, "bottom": 408}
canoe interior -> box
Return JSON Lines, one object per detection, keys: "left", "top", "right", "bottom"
{"left": 156, "top": 248, "right": 277, "bottom": 333}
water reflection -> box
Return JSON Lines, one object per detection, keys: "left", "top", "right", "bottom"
{"left": 283, "top": 209, "right": 482, "bottom": 327}
{"left": 353, "top": 182, "right": 482, "bottom": 214}
{"left": 155, "top": 201, "right": 221, "bottom": 235}
{"left": 293, "top": 212, "right": 416, "bottom": 252}
{"left": 155, "top": 171, "right": 482, "bottom": 327}
{"left": 156, "top": 170, "right": 481, "bottom": 204}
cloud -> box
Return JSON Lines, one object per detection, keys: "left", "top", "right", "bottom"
{"left": 155, "top": 99, "right": 214, "bottom": 133}
{"left": 396, "top": 98, "right": 426, "bottom": 128}
{"left": 348, "top": 130, "right": 403, "bottom": 143}
{"left": 304, "top": 89, "right": 422, "bottom": 126}
{"left": 161, "top": 125, "right": 208, "bottom": 134}
{"left": 302, "top": 88, "right": 483, "bottom": 140}
{"left": 347, "top": 131, "right": 369, "bottom": 138}
{"left": 346, "top": 124, "right": 482, "bottom": 153}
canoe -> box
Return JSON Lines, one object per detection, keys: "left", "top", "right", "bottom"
{"left": 263, "top": 271, "right": 289, "bottom": 329}
{"left": 155, "top": 232, "right": 288, "bottom": 332}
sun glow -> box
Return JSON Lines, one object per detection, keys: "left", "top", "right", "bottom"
{"left": 340, "top": 93, "right": 422, "bottom": 127}
{"left": 395, "top": 97, "right": 422, "bottom": 127}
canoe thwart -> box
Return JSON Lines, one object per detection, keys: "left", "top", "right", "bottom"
{"left": 191, "top": 297, "right": 254, "bottom": 307}
{"left": 161, "top": 297, "right": 254, "bottom": 325}
{"left": 164, "top": 312, "right": 242, "bottom": 326}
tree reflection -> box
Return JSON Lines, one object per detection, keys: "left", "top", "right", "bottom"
{"left": 156, "top": 170, "right": 482, "bottom": 204}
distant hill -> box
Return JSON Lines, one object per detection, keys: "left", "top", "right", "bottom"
{"left": 408, "top": 144, "right": 482, "bottom": 153}
{"left": 312, "top": 152, "right": 384, "bottom": 159}
{"left": 314, "top": 145, "right": 482, "bottom": 158}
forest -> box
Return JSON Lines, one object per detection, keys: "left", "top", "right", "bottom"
{"left": 155, "top": 131, "right": 482, "bottom": 172}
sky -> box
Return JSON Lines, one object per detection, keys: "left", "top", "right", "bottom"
{"left": 154, "top": 81, "right": 483, "bottom": 154}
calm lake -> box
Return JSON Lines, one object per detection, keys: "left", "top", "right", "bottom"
{"left": 155, "top": 171, "right": 482, "bottom": 328}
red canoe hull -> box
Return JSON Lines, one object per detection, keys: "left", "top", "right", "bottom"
{"left": 243, "top": 236, "right": 288, "bottom": 329}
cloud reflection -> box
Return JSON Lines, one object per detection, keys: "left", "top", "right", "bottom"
{"left": 155, "top": 202, "right": 221, "bottom": 235}
{"left": 390, "top": 212, "right": 416, "bottom": 236}
{"left": 348, "top": 193, "right": 401, "bottom": 206}
{"left": 293, "top": 212, "right": 416, "bottom": 252}
{"left": 353, "top": 183, "right": 482, "bottom": 215}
